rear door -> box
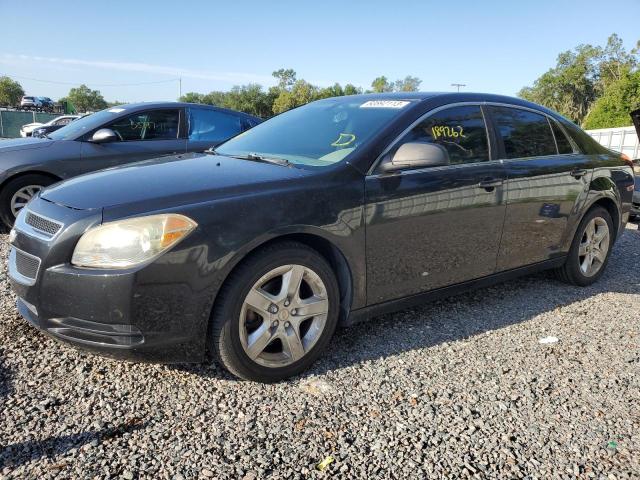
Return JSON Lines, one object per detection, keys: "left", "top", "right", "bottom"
{"left": 187, "top": 107, "right": 245, "bottom": 152}
{"left": 365, "top": 104, "right": 508, "bottom": 304}
{"left": 78, "top": 108, "right": 187, "bottom": 174}
{"left": 488, "top": 105, "right": 593, "bottom": 271}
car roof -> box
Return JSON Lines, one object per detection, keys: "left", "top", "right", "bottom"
{"left": 115, "top": 101, "right": 261, "bottom": 121}
{"left": 316, "top": 92, "right": 561, "bottom": 116}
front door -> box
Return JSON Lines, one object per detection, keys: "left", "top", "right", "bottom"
{"left": 79, "top": 108, "right": 186, "bottom": 175}
{"left": 365, "top": 105, "right": 507, "bottom": 304}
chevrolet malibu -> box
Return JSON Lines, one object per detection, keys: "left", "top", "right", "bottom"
{"left": 8, "top": 93, "right": 635, "bottom": 382}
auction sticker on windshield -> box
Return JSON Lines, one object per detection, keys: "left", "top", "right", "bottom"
{"left": 360, "top": 100, "right": 410, "bottom": 109}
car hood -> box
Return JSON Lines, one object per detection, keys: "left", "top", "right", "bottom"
{"left": 41, "top": 152, "right": 314, "bottom": 210}
{"left": 0, "top": 137, "right": 55, "bottom": 153}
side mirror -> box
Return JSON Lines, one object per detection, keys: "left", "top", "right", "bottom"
{"left": 89, "top": 128, "right": 118, "bottom": 144}
{"left": 379, "top": 142, "right": 450, "bottom": 173}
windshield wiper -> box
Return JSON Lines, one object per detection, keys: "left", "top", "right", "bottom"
{"left": 205, "top": 149, "right": 296, "bottom": 168}
{"left": 227, "top": 152, "right": 295, "bottom": 168}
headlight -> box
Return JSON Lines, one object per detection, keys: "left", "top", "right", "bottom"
{"left": 71, "top": 214, "right": 197, "bottom": 268}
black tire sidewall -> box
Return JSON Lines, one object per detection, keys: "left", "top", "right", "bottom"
{"left": 213, "top": 244, "right": 340, "bottom": 382}
{"left": 565, "top": 207, "right": 614, "bottom": 286}
{"left": 0, "top": 174, "right": 54, "bottom": 227}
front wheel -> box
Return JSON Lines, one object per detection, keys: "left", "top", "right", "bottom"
{"left": 555, "top": 206, "right": 614, "bottom": 286}
{"left": 209, "top": 242, "right": 340, "bottom": 382}
{"left": 0, "top": 174, "right": 56, "bottom": 228}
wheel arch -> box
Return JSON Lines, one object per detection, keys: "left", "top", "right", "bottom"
{"left": 212, "top": 231, "right": 356, "bottom": 327}
{"left": 582, "top": 195, "right": 621, "bottom": 242}
{"left": 0, "top": 170, "right": 62, "bottom": 193}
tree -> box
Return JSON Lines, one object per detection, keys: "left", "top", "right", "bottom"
{"left": 371, "top": 76, "right": 393, "bottom": 93}
{"left": 343, "top": 84, "right": 362, "bottom": 96}
{"left": 394, "top": 75, "right": 422, "bottom": 92}
{"left": 519, "top": 34, "right": 640, "bottom": 125}
{"left": 224, "top": 84, "right": 272, "bottom": 118}
{"left": 583, "top": 70, "right": 640, "bottom": 129}
{"left": 272, "top": 80, "right": 318, "bottom": 114}
{"left": 0, "top": 76, "right": 24, "bottom": 106}
{"left": 67, "top": 84, "right": 107, "bottom": 112}
{"left": 272, "top": 68, "right": 297, "bottom": 90}
{"left": 179, "top": 92, "right": 206, "bottom": 103}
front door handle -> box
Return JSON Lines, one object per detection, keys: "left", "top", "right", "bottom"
{"left": 478, "top": 178, "right": 504, "bottom": 190}
{"left": 570, "top": 169, "right": 588, "bottom": 179}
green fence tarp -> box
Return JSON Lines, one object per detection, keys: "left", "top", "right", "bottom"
{"left": 0, "top": 111, "right": 60, "bottom": 138}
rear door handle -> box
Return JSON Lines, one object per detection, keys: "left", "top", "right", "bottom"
{"left": 478, "top": 178, "right": 504, "bottom": 190}
{"left": 570, "top": 169, "right": 588, "bottom": 178}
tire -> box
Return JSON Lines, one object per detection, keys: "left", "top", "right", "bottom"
{"left": 0, "top": 174, "right": 56, "bottom": 227}
{"left": 209, "top": 241, "right": 340, "bottom": 382}
{"left": 554, "top": 206, "right": 614, "bottom": 286}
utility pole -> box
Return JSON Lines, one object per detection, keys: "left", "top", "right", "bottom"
{"left": 451, "top": 83, "right": 466, "bottom": 92}
{"left": 178, "top": 77, "right": 182, "bottom": 99}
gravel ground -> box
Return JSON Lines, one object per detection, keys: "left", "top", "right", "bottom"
{"left": 1, "top": 224, "right": 639, "bottom": 479}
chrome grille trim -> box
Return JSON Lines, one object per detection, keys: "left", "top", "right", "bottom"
{"left": 8, "top": 247, "right": 41, "bottom": 286}
{"left": 24, "top": 211, "right": 63, "bottom": 237}
{"left": 14, "top": 208, "right": 64, "bottom": 242}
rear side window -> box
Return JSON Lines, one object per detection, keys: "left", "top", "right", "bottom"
{"left": 395, "top": 105, "right": 490, "bottom": 165}
{"left": 490, "top": 107, "right": 557, "bottom": 159}
{"left": 550, "top": 119, "right": 574, "bottom": 154}
{"left": 189, "top": 109, "right": 242, "bottom": 142}
{"left": 108, "top": 109, "right": 180, "bottom": 141}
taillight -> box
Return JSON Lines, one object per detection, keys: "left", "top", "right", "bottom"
{"left": 620, "top": 153, "right": 638, "bottom": 174}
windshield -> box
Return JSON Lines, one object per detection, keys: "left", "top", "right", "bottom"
{"left": 215, "top": 98, "right": 415, "bottom": 167}
{"left": 48, "top": 108, "right": 124, "bottom": 141}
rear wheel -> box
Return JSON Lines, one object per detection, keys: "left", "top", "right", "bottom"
{"left": 209, "top": 242, "right": 340, "bottom": 382}
{"left": 555, "top": 206, "right": 613, "bottom": 286}
{"left": 0, "top": 174, "right": 56, "bottom": 227}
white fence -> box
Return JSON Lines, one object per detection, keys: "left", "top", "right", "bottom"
{"left": 586, "top": 126, "right": 639, "bottom": 159}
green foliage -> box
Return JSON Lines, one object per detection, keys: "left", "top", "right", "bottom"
{"left": 67, "top": 84, "right": 108, "bottom": 112}
{"left": 371, "top": 76, "right": 394, "bottom": 93}
{"left": 180, "top": 68, "right": 419, "bottom": 117}
{"left": 0, "top": 76, "right": 25, "bottom": 106}
{"left": 519, "top": 34, "right": 639, "bottom": 127}
{"left": 583, "top": 70, "right": 640, "bottom": 129}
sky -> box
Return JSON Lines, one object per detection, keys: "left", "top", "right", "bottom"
{"left": 1, "top": 0, "right": 639, "bottom": 103}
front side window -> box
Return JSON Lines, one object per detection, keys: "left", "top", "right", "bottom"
{"left": 490, "top": 107, "right": 557, "bottom": 159}
{"left": 107, "top": 109, "right": 180, "bottom": 141}
{"left": 189, "top": 109, "right": 242, "bottom": 142}
{"left": 393, "top": 105, "right": 490, "bottom": 165}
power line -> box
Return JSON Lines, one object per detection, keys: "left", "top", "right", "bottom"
{"left": 5, "top": 74, "right": 180, "bottom": 87}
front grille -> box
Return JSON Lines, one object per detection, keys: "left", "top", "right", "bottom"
{"left": 25, "top": 211, "right": 62, "bottom": 237}
{"left": 13, "top": 248, "right": 41, "bottom": 280}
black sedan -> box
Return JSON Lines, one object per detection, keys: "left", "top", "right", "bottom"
{"left": 8, "top": 93, "right": 634, "bottom": 382}
{"left": 0, "top": 102, "right": 261, "bottom": 227}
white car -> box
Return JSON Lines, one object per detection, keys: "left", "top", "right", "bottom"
{"left": 19, "top": 115, "right": 79, "bottom": 138}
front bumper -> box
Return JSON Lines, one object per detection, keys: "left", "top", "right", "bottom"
{"left": 8, "top": 196, "right": 214, "bottom": 363}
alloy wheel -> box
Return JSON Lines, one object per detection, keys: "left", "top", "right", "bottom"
{"left": 239, "top": 264, "right": 329, "bottom": 368}
{"left": 578, "top": 216, "right": 610, "bottom": 277}
{"left": 10, "top": 185, "right": 42, "bottom": 217}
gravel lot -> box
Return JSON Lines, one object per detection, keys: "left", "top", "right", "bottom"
{"left": 1, "top": 223, "right": 639, "bottom": 479}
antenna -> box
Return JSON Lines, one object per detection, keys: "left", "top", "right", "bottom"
{"left": 451, "top": 83, "right": 466, "bottom": 92}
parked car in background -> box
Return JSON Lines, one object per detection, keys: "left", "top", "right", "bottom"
{"left": 19, "top": 96, "right": 42, "bottom": 110}
{"left": 0, "top": 102, "right": 261, "bottom": 226}
{"left": 20, "top": 115, "right": 80, "bottom": 138}
{"left": 6, "top": 93, "right": 634, "bottom": 382}
{"left": 631, "top": 109, "right": 640, "bottom": 219}
{"left": 31, "top": 115, "right": 83, "bottom": 138}
{"left": 38, "top": 97, "right": 55, "bottom": 112}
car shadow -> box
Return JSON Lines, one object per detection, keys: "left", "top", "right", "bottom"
{"left": 174, "top": 226, "right": 640, "bottom": 381}
{"left": 0, "top": 418, "right": 147, "bottom": 470}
